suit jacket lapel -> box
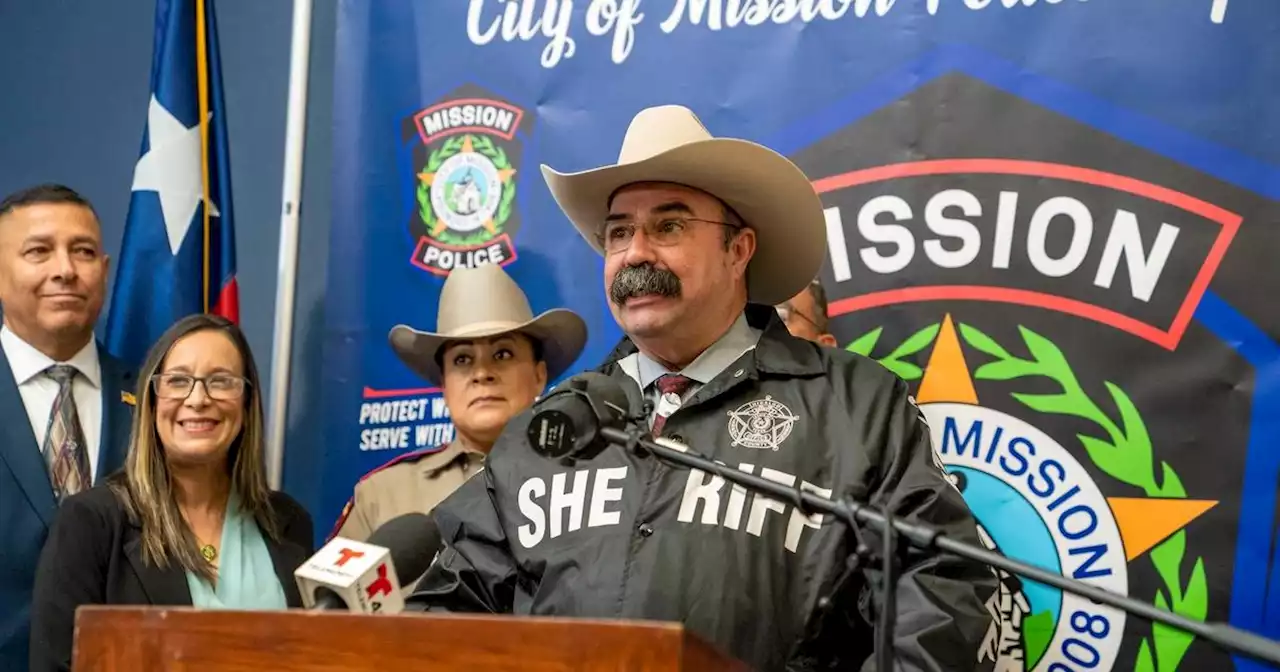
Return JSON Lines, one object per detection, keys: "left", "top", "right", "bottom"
{"left": 123, "top": 525, "right": 193, "bottom": 606}
{"left": 96, "top": 350, "right": 135, "bottom": 482}
{"left": 0, "top": 347, "right": 56, "bottom": 525}
{"left": 122, "top": 509, "right": 305, "bottom": 608}
{"left": 266, "top": 530, "right": 308, "bottom": 608}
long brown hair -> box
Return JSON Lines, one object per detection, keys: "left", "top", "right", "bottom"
{"left": 107, "top": 314, "right": 277, "bottom": 581}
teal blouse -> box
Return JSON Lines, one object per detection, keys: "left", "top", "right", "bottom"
{"left": 184, "top": 489, "right": 287, "bottom": 610}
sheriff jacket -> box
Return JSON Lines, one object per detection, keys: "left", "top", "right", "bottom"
{"left": 411, "top": 304, "right": 997, "bottom": 671}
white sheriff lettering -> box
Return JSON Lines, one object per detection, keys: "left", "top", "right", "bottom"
{"left": 517, "top": 466, "right": 628, "bottom": 548}
{"left": 514, "top": 462, "right": 832, "bottom": 554}
{"left": 677, "top": 462, "right": 832, "bottom": 553}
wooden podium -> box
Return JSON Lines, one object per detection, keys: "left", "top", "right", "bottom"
{"left": 72, "top": 606, "right": 750, "bottom": 671}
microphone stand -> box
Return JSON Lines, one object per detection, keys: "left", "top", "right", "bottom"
{"left": 596, "top": 424, "right": 1280, "bottom": 669}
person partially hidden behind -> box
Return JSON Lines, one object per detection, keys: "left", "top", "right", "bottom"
{"left": 409, "top": 105, "right": 996, "bottom": 671}
{"left": 329, "top": 263, "right": 587, "bottom": 543}
{"left": 28, "top": 315, "right": 313, "bottom": 672}
{"left": 775, "top": 279, "right": 838, "bottom": 347}
{"left": 0, "top": 184, "right": 134, "bottom": 671}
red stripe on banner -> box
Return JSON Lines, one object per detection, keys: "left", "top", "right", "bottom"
{"left": 212, "top": 277, "right": 240, "bottom": 323}
{"left": 829, "top": 286, "right": 1181, "bottom": 348}
{"left": 362, "top": 386, "right": 442, "bottom": 399}
{"left": 811, "top": 159, "right": 1242, "bottom": 225}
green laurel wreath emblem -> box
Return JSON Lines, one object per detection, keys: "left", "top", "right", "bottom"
{"left": 847, "top": 323, "right": 1208, "bottom": 672}
{"left": 415, "top": 133, "right": 517, "bottom": 247}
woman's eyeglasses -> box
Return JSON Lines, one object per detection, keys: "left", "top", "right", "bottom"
{"left": 151, "top": 373, "right": 249, "bottom": 401}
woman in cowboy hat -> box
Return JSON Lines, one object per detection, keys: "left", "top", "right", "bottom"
{"left": 328, "top": 264, "right": 587, "bottom": 546}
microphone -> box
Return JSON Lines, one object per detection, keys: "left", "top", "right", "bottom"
{"left": 527, "top": 373, "right": 1280, "bottom": 668}
{"left": 527, "top": 372, "right": 632, "bottom": 461}
{"left": 294, "top": 512, "right": 442, "bottom": 613}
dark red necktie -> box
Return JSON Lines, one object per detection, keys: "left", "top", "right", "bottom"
{"left": 651, "top": 374, "right": 694, "bottom": 436}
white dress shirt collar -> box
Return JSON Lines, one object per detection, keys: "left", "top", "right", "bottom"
{"left": 633, "top": 311, "right": 761, "bottom": 389}
{"left": 0, "top": 325, "right": 102, "bottom": 389}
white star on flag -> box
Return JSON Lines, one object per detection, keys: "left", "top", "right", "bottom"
{"left": 130, "top": 95, "right": 219, "bottom": 255}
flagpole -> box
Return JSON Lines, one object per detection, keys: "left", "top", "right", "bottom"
{"left": 266, "top": 0, "right": 314, "bottom": 490}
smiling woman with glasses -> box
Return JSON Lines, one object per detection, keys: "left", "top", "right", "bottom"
{"left": 28, "top": 314, "right": 314, "bottom": 672}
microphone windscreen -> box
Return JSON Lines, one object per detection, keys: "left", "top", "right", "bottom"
{"left": 366, "top": 512, "right": 442, "bottom": 586}
{"left": 529, "top": 372, "right": 632, "bottom": 459}
{"left": 576, "top": 372, "right": 632, "bottom": 423}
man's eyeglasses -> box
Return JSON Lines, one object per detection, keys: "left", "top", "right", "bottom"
{"left": 775, "top": 303, "right": 821, "bottom": 332}
{"left": 597, "top": 216, "right": 741, "bottom": 255}
{"left": 152, "top": 373, "right": 249, "bottom": 401}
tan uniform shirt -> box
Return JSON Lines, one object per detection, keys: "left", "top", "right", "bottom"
{"left": 330, "top": 441, "right": 486, "bottom": 543}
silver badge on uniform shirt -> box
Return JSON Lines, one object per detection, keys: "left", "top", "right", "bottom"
{"left": 727, "top": 395, "right": 799, "bottom": 451}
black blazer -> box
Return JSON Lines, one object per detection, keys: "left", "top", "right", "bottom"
{"left": 28, "top": 483, "right": 314, "bottom": 672}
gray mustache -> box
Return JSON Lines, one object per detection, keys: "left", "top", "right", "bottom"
{"left": 609, "top": 264, "right": 681, "bottom": 305}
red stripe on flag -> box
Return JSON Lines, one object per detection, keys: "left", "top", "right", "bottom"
{"left": 212, "top": 277, "right": 240, "bottom": 324}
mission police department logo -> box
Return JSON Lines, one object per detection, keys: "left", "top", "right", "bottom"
{"left": 403, "top": 87, "right": 530, "bottom": 276}
{"left": 917, "top": 321, "right": 1131, "bottom": 670}
{"left": 791, "top": 70, "right": 1249, "bottom": 670}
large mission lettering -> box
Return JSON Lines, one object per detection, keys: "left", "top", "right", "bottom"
{"left": 826, "top": 188, "right": 1180, "bottom": 302}
{"left": 815, "top": 161, "right": 1241, "bottom": 349}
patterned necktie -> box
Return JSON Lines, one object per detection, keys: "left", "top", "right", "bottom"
{"left": 651, "top": 374, "right": 695, "bottom": 437}
{"left": 43, "top": 364, "right": 90, "bottom": 500}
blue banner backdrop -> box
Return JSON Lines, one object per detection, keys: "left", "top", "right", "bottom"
{"left": 320, "top": 1, "right": 1279, "bottom": 670}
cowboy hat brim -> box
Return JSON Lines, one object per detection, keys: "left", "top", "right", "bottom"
{"left": 388, "top": 308, "right": 588, "bottom": 387}
{"left": 540, "top": 137, "right": 827, "bottom": 306}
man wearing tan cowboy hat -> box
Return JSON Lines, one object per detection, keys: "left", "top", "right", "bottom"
{"left": 328, "top": 264, "right": 587, "bottom": 544}
{"left": 410, "top": 106, "right": 995, "bottom": 671}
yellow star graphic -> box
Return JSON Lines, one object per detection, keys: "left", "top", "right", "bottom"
{"left": 417, "top": 170, "right": 435, "bottom": 187}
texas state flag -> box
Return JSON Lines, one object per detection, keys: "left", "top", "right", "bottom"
{"left": 105, "top": 0, "right": 238, "bottom": 368}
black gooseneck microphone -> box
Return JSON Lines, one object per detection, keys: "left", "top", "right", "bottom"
{"left": 526, "top": 372, "right": 633, "bottom": 463}
{"left": 371, "top": 511, "right": 444, "bottom": 589}
{"left": 527, "top": 372, "right": 1280, "bottom": 669}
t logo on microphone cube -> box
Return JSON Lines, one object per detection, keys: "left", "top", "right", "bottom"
{"left": 294, "top": 537, "right": 405, "bottom": 613}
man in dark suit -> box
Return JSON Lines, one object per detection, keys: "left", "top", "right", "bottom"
{"left": 0, "top": 184, "right": 134, "bottom": 670}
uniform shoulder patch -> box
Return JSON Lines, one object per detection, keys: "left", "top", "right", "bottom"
{"left": 364, "top": 445, "right": 453, "bottom": 481}
{"left": 325, "top": 445, "right": 452, "bottom": 542}
{"left": 326, "top": 497, "right": 357, "bottom": 543}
